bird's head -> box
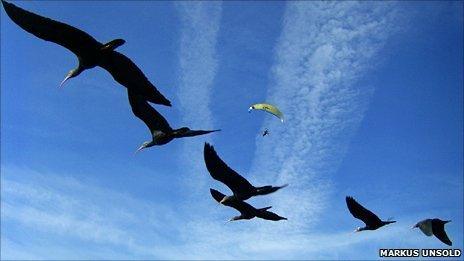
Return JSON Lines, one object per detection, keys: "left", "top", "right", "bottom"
{"left": 135, "top": 141, "right": 154, "bottom": 153}
{"left": 219, "top": 195, "right": 234, "bottom": 205}
{"left": 354, "top": 227, "right": 363, "bottom": 233}
{"left": 411, "top": 223, "right": 419, "bottom": 229}
{"left": 60, "top": 67, "right": 83, "bottom": 88}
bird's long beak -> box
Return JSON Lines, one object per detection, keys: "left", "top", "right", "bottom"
{"left": 135, "top": 145, "right": 145, "bottom": 154}
{"left": 60, "top": 74, "right": 72, "bottom": 88}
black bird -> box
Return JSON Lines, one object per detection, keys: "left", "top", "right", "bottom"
{"left": 129, "top": 91, "right": 219, "bottom": 151}
{"left": 210, "top": 188, "right": 287, "bottom": 222}
{"left": 346, "top": 196, "right": 396, "bottom": 232}
{"left": 2, "top": 0, "right": 171, "bottom": 106}
{"left": 204, "top": 143, "right": 287, "bottom": 204}
{"left": 413, "top": 218, "right": 452, "bottom": 246}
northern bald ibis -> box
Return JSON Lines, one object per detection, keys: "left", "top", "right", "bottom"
{"left": 1, "top": 0, "right": 171, "bottom": 106}
{"left": 210, "top": 188, "right": 287, "bottom": 222}
{"left": 413, "top": 218, "right": 452, "bottom": 246}
{"left": 129, "top": 91, "right": 219, "bottom": 151}
{"left": 346, "top": 196, "right": 396, "bottom": 232}
{"left": 204, "top": 143, "right": 287, "bottom": 204}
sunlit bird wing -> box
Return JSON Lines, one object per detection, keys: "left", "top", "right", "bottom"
{"left": 416, "top": 219, "right": 434, "bottom": 236}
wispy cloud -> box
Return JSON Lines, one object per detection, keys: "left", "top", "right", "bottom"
{"left": 166, "top": 2, "right": 403, "bottom": 259}
{"left": 250, "top": 1, "right": 399, "bottom": 231}
{"left": 1, "top": 2, "right": 414, "bottom": 260}
{"left": 1, "top": 165, "right": 182, "bottom": 259}
{"left": 175, "top": 2, "right": 222, "bottom": 192}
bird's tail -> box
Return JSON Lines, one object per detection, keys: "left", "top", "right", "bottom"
{"left": 255, "top": 184, "right": 288, "bottom": 196}
{"left": 174, "top": 127, "right": 220, "bottom": 138}
{"left": 259, "top": 206, "right": 272, "bottom": 211}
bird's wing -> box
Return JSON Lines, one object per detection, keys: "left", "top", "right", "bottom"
{"left": 209, "top": 189, "right": 255, "bottom": 216}
{"left": 204, "top": 144, "right": 255, "bottom": 195}
{"left": 99, "top": 51, "right": 171, "bottom": 106}
{"left": 432, "top": 220, "right": 452, "bottom": 246}
{"left": 176, "top": 127, "right": 220, "bottom": 137}
{"left": 346, "top": 196, "right": 382, "bottom": 227}
{"left": 2, "top": 0, "right": 101, "bottom": 57}
{"left": 127, "top": 90, "right": 172, "bottom": 134}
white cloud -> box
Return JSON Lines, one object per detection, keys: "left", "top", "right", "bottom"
{"left": 176, "top": 2, "right": 222, "bottom": 127}
{"left": 175, "top": 2, "right": 222, "bottom": 193}
{"left": 164, "top": 2, "right": 403, "bottom": 259}
{"left": 1, "top": 2, "right": 410, "bottom": 260}
{"left": 249, "top": 1, "right": 399, "bottom": 232}
{"left": 1, "top": 166, "right": 181, "bottom": 259}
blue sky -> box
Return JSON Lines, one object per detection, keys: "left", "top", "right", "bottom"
{"left": 1, "top": 1, "right": 462, "bottom": 259}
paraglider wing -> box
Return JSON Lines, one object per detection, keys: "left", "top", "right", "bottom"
{"left": 248, "top": 103, "right": 284, "bottom": 122}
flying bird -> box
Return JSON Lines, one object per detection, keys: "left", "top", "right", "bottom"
{"left": 413, "top": 218, "right": 452, "bottom": 246}
{"left": 210, "top": 188, "right": 287, "bottom": 222}
{"left": 346, "top": 196, "right": 396, "bottom": 232}
{"left": 204, "top": 143, "right": 287, "bottom": 204}
{"left": 1, "top": 0, "right": 171, "bottom": 106}
{"left": 129, "top": 91, "right": 219, "bottom": 151}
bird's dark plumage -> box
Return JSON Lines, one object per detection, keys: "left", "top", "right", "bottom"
{"left": 1, "top": 0, "right": 100, "bottom": 58}
{"left": 129, "top": 91, "right": 173, "bottom": 135}
{"left": 129, "top": 91, "right": 219, "bottom": 149}
{"left": 414, "top": 218, "right": 452, "bottom": 246}
{"left": 204, "top": 143, "right": 287, "bottom": 202}
{"left": 2, "top": 0, "right": 171, "bottom": 106}
{"left": 346, "top": 196, "right": 395, "bottom": 231}
{"left": 98, "top": 51, "right": 171, "bottom": 106}
{"left": 210, "top": 189, "right": 286, "bottom": 222}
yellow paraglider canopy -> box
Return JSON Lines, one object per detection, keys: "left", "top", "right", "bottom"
{"left": 248, "top": 103, "right": 284, "bottom": 122}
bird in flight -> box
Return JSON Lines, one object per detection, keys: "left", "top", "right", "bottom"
{"left": 346, "top": 196, "right": 396, "bottom": 232}
{"left": 210, "top": 188, "right": 287, "bottom": 222}
{"left": 1, "top": 0, "right": 171, "bottom": 106}
{"left": 129, "top": 91, "right": 219, "bottom": 151}
{"left": 204, "top": 143, "right": 287, "bottom": 204}
{"left": 413, "top": 218, "right": 452, "bottom": 246}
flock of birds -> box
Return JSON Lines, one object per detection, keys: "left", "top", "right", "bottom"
{"left": 2, "top": 0, "right": 454, "bottom": 248}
